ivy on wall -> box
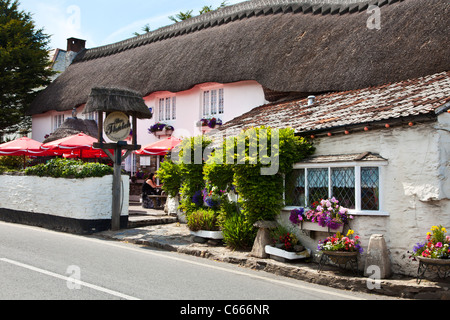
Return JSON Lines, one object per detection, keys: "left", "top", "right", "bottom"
{"left": 157, "top": 126, "right": 315, "bottom": 249}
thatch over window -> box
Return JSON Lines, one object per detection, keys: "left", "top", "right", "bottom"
{"left": 29, "top": 0, "right": 449, "bottom": 115}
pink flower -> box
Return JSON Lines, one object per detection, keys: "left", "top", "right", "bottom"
{"left": 436, "top": 242, "right": 443, "bottom": 248}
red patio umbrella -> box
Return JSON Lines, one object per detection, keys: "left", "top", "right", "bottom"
{"left": 136, "top": 137, "right": 182, "bottom": 156}
{"left": 41, "top": 133, "right": 109, "bottom": 159}
{"left": 0, "top": 137, "right": 47, "bottom": 156}
{"left": 0, "top": 137, "right": 53, "bottom": 167}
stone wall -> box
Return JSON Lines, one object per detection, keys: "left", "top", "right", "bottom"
{"left": 0, "top": 174, "right": 129, "bottom": 234}
{"left": 278, "top": 114, "right": 450, "bottom": 277}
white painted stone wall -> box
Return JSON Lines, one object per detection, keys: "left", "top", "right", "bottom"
{"left": 279, "top": 113, "right": 450, "bottom": 276}
{"left": 0, "top": 174, "right": 129, "bottom": 220}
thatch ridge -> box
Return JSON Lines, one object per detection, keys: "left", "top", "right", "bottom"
{"left": 28, "top": 0, "right": 449, "bottom": 115}
{"left": 75, "top": 0, "right": 384, "bottom": 63}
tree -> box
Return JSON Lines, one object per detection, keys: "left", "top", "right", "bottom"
{"left": 169, "top": 1, "right": 229, "bottom": 23}
{"left": 168, "top": 10, "right": 194, "bottom": 23}
{"left": 0, "top": 0, "right": 54, "bottom": 136}
{"left": 133, "top": 24, "right": 151, "bottom": 36}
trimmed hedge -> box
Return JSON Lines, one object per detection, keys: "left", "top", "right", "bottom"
{"left": 25, "top": 158, "right": 113, "bottom": 179}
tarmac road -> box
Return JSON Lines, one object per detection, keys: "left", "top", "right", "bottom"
{"left": 0, "top": 221, "right": 397, "bottom": 303}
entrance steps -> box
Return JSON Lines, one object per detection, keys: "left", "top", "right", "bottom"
{"left": 128, "top": 196, "right": 177, "bottom": 228}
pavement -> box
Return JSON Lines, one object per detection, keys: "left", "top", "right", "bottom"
{"left": 95, "top": 200, "right": 450, "bottom": 300}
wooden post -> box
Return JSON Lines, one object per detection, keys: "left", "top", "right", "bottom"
{"left": 111, "top": 143, "right": 124, "bottom": 231}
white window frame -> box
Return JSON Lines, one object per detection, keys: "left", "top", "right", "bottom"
{"left": 53, "top": 114, "right": 65, "bottom": 131}
{"left": 158, "top": 95, "right": 176, "bottom": 122}
{"left": 202, "top": 87, "right": 224, "bottom": 117}
{"left": 284, "top": 160, "right": 388, "bottom": 216}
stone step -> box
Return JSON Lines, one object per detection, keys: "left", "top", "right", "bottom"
{"left": 127, "top": 215, "right": 177, "bottom": 228}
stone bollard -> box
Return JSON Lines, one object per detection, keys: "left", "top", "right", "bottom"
{"left": 364, "top": 234, "right": 391, "bottom": 279}
{"left": 250, "top": 220, "right": 279, "bottom": 259}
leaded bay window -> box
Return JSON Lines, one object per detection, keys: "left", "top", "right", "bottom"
{"left": 285, "top": 153, "right": 387, "bottom": 215}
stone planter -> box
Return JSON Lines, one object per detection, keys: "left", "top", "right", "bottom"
{"left": 265, "top": 245, "right": 311, "bottom": 262}
{"left": 190, "top": 230, "right": 224, "bottom": 240}
{"left": 301, "top": 221, "right": 343, "bottom": 233}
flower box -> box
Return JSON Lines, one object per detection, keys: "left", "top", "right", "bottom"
{"left": 301, "top": 221, "right": 343, "bottom": 233}
{"left": 265, "top": 245, "right": 311, "bottom": 261}
{"left": 190, "top": 230, "right": 224, "bottom": 240}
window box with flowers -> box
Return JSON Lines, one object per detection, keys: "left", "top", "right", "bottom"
{"left": 197, "top": 118, "right": 223, "bottom": 132}
{"left": 289, "top": 198, "right": 353, "bottom": 234}
{"left": 409, "top": 225, "right": 450, "bottom": 283}
{"left": 317, "top": 229, "right": 363, "bottom": 274}
{"left": 264, "top": 226, "right": 311, "bottom": 262}
{"left": 148, "top": 123, "right": 174, "bottom": 137}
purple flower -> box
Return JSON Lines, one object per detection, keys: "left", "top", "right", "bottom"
{"left": 192, "top": 191, "right": 203, "bottom": 206}
{"left": 289, "top": 208, "right": 305, "bottom": 225}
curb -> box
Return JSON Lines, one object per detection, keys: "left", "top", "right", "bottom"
{"left": 97, "top": 231, "right": 450, "bottom": 300}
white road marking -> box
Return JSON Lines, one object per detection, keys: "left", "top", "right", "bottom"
{"left": 0, "top": 258, "right": 140, "bottom": 300}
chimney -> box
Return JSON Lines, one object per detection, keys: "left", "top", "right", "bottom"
{"left": 308, "top": 96, "right": 316, "bottom": 106}
{"left": 67, "top": 37, "right": 86, "bottom": 53}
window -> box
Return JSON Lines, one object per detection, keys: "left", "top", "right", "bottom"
{"left": 53, "top": 114, "right": 65, "bottom": 131}
{"left": 86, "top": 112, "right": 98, "bottom": 123}
{"left": 285, "top": 162, "right": 386, "bottom": 215}
{"left": 202, "top": 88, "right": 224, "bottom": 117}
{"left": 158, "top": 96, "right": 176, "bottom": 121}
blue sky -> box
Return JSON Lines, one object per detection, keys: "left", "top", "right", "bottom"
{"left": 18, "top": 0, "right": 244, "bottom": 50}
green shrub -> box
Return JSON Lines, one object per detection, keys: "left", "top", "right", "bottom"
{"left": 157, "top": 158, "right": 183, "bottom": 197}
{"left": 187, "top": 208, "right": 220, "bottom": 232}
{"left": 0, "top": 156, "right": 24, "bottom": 170}
{"left": 218, "top": 199, "right": 256, "bottom": 250}
{"left": 25, "top": 158, "right": 113, "bottom": 179}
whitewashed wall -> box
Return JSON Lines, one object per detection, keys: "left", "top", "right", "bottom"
{"left": 138, "top": 80, "right": 267, "bottom": 147}
{"left": 278, "top": 113, "right": 450, "bottom": 276}
{"left": 0, "top": 174, "right": 129, "bottom": 220}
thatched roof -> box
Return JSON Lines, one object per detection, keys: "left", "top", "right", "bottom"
{"left": 84, "top": 87, "right": 153, "bottom": 119}
{"left": 28, "top": 0, "right": 450, "bottom": 115}
{"left": 211, "top": 71, "right": 450, "bottom": 137}
{"left": 43, "top": 118, "right": 99, "bottom": 143}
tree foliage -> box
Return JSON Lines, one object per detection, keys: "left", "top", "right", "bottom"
{"left": 169, "top": 1, "right": 228, "bottom": 23}
{"left": 0, "top": 0, "right": 55, "bottom": 133}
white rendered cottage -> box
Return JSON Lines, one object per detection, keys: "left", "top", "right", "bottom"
{"left": 216, "top": 71, "right": 450, "bottom": 276}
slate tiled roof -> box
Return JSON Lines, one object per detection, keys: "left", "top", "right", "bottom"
{"left": 216, "top": 71, "right": 450, "bottom": 136}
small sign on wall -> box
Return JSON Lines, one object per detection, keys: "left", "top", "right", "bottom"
{"left": 140, "top": 156, "right": 151, "bottom": 167}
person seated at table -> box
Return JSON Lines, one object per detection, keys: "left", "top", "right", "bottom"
{"left": 142, "top": 173, "right": 162, "bottom": 208}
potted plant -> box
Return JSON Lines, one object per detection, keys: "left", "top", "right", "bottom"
{"left": 187, "top": 208, "right": 223, "bottom": 240}
{"left": 197, "top": 118, "right": 223, "bottom": 129}
{"left": 265, "top": 226, "right": 310, "bottom": 261}
{"left": 148, "top": 123, "right": 174, "bottom": 136}
{"left": 317, "top": 229, "right": 363, "bottom": 272}
{"left": 410, "top": 225, "right": 450, "bottom": 283}
{"left": 289, "top": 197, "right": 353, "bottom": 232}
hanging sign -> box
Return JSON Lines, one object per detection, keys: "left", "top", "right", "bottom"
{"left": 104, "top": 112, "right": 131, "bottom": 141}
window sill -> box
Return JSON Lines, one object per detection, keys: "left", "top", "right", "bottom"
{"left": 282, "top": 206, "right": 390, "bottom": 217}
